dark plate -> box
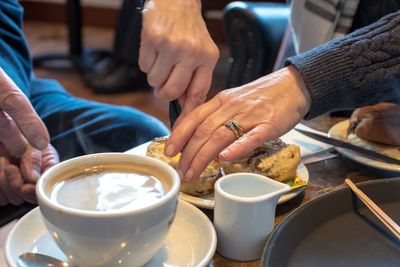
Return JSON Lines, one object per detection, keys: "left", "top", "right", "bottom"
{"left": 263, "top": 177, "right": 400, "bottom": 267}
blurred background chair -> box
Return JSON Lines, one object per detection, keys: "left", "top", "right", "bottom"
{"left": 223, "top": 1, "right": 353, "bottom": 117}
{"left": 33, "top": 0, "right": 148, "bottom": 94}
{"left": 32, "top": 0, "right": 109, "bottom": 73}
{"left": 223, "top": 1, "right": 290, "bottom": 88}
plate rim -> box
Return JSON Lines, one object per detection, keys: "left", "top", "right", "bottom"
{"left": 261, "top": 177, "right": 400, "bottom": 266}
{"left": 5, "top": 200, "right": 217, "bottom": 267}
{"left": 328, "top": 120, "right": 400, "bottom": 172}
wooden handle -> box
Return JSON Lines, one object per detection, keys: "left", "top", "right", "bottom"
{"left": 345, "top": 179, "right": 400, "bottom": 240}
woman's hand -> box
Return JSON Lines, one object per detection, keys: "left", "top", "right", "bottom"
{"left": 166, "top": 66, "right": 311, "bottom": 181}
{"left": 140, "top": 0, "right": 219, "bottom": 116}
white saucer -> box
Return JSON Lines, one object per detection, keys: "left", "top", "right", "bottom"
{"left": 329, "top": 120, "right": 400, "bottom": 173}
{"left": 127, "top": 142, "right": 310, "bottom": 209}
{"left": 5, "top": 200, "right": 216, "bottom": 267}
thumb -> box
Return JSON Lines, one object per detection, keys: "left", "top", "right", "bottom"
{"left": 20, "top": 145, "right": 42, "bottom": 183}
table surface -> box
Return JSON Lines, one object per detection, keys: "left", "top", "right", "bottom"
{"left": 1, "top": 115, "right": 398, "bottom": 267}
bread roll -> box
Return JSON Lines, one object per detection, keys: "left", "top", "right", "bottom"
{"left": 146, "top": 137, "right": 220, "bottom": 196}
{"left": 348, "top": 103, "right": 400, "bottom": 146}
{"left": 221, "top": 139, "right": 301, "bottom": 183}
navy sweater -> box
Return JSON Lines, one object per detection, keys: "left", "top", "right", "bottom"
{"left": 287, "top": 10, "right": 400, "bottom": 119}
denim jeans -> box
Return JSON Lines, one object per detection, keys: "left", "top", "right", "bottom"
{"left": 0, "top": 0, "right": 169, "bottom": 160}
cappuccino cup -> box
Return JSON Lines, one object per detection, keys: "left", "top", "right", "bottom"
{"left": 36, "top": 153, "right": 180, "bottom": 267}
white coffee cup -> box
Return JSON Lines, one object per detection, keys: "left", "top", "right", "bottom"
{"left": 36, "top": 153, "right": 180, "bottom": 267}
{"left": 214, "top": 172, "right": 290, "bottom": 261}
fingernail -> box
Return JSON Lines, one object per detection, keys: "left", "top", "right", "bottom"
{"left": 34, "top": 137, "right": 48, "bottom": 150}
{"left": 219, "top": 150, "right": 229, "bottom": 160}
{"left": 164, "top": 144, "right": 175, "bottom": 157}
{"left": 184, "top": 169, "right": 194, "bottom": 181}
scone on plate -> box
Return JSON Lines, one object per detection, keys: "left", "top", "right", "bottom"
{"left": 146, "top": 137, "right": 221, "bottom": 196}
{"left": 347, "top": 103, "right": 400, "bottom": 160}
{"left": 221, "top": 139, "right": 301, "bottom": 183}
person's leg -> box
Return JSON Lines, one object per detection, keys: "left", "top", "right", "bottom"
{"left": 84, "top": 0, "right": 149, "bottom": 93}
{"left": 30, "top": 78, "right": 169, "bottom": 160}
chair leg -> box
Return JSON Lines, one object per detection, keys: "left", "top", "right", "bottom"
{"left": 32, "top": 0, "right": 110, "bottom": 72}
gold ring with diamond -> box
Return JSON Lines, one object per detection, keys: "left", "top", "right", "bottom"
{"left": 224, "top": 119, "right": 244, "bottom": 140}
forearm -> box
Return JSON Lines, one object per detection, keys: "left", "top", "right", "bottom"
{"left": 0, "top": 1, "right": 32, "bottom": 97}
{"left": 286, "top": 10, "right": 400, "bottom": 119}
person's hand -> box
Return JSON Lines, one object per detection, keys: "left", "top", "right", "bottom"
{"left": 165, "top": 66, "right": 311, "bottom": 181}
{"left": 140, "top": 0, "right": 219, "bottom": 115}
{"left": 0, "top": 68, "right": 49, "bottom": 156}
{"left": 0, "top": 144, "right": 59, "bottom": 205}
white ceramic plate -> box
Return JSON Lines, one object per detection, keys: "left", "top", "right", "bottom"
{"left": 127, "top": 142, "right": 310, "bottom": 210}
{"left": 5, "top": 200, "right": 217, "bottom": 267}
{"left": 328, "top": 120, "right": 400, "bottom": 173}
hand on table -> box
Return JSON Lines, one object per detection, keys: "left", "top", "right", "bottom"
{"left": 166, "top": 66, "right": 311, "bottom": 181}
{"left": 140, "top": 0, "right": 219, "bottom": 116}
{"left": 0, "top": 144, "right": 59, "bottom": 205}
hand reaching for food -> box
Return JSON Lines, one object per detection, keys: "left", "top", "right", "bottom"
{"left": 166, "top": 66, "right": 311, "bottom": 181}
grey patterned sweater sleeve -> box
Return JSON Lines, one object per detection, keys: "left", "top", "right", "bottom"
{"left": 286, "top": 10, "right": 400, "bottom": 119}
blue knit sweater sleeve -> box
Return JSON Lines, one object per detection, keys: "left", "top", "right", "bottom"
{"left": 286, "top": 10, "right": 400, "bottom": 119}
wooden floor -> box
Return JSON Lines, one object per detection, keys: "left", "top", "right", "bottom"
{"left": 24, "top": 21, "right": 230, "bottom": 127}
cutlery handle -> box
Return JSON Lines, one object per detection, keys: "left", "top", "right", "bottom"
{"left": 169, "top": 100, "right": 181, "bottom": 129}
{"left": 345, "top": 179, "right": 400, "bottom": 240}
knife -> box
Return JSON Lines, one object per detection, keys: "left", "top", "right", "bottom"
{"left": 169, "top": 99, "right": 181, "bottom": 129}
{"left": 294, "top": 128, "right": 400, "bottom": 165}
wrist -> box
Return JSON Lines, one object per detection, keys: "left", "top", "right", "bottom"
{"left": 287, "top": 65, "right": 311, "bottom": 117}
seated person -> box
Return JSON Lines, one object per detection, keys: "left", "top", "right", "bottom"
{"left": 165, "top": 3, "right": 400, "bottom": 181}
{"left": 0, "top": 0, "right": 219, "bottom": 205}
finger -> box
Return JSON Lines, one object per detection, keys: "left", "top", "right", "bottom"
{"left": 177, "top": 110, "right": 236, "bottom": 175}
{"left": 219, "top": 123, "right": 281, "bottom": 161}
{"left": 0, "top": 68, "right": 49, "bottom": 150}
{"left": 41, "top": 145, "right": 60, "bottom": 172}
{"left": 0, "top": 112, "right": 28, "bottom": 157}
{"left": 147, "top": 53, "right": 177, "bottom": 91}
{"left": 156, "top": 63, "right": 194, "bottom": 101}
{"left": 0, "top": 160, "right": 24, "bottom": 205}
{"left": 182, "top": 125, "right": 236, "bottom": 181}
{"left": 180, "top": 66, "right": 214, "bottom": 116}
{"left": 20, "top": 183, "right": 37, "bottom": 204}
{"left": 5, "top": 165, "right": 24, "bottom": 196}
{"left": 20, "top": 146, "right": 42, "bottom": 183}
{"left": 139, "top": 42, "right": 157, "bottom": 73}
{"left": 165, "top": 96, "right": 221, "bottom": 157}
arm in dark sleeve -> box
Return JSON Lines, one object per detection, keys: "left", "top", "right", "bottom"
{"left": 286, "top": 10, "right": 400, "bottom": 119}
{"left": 0, "top": 0, "right": 32, "bottom": 97}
